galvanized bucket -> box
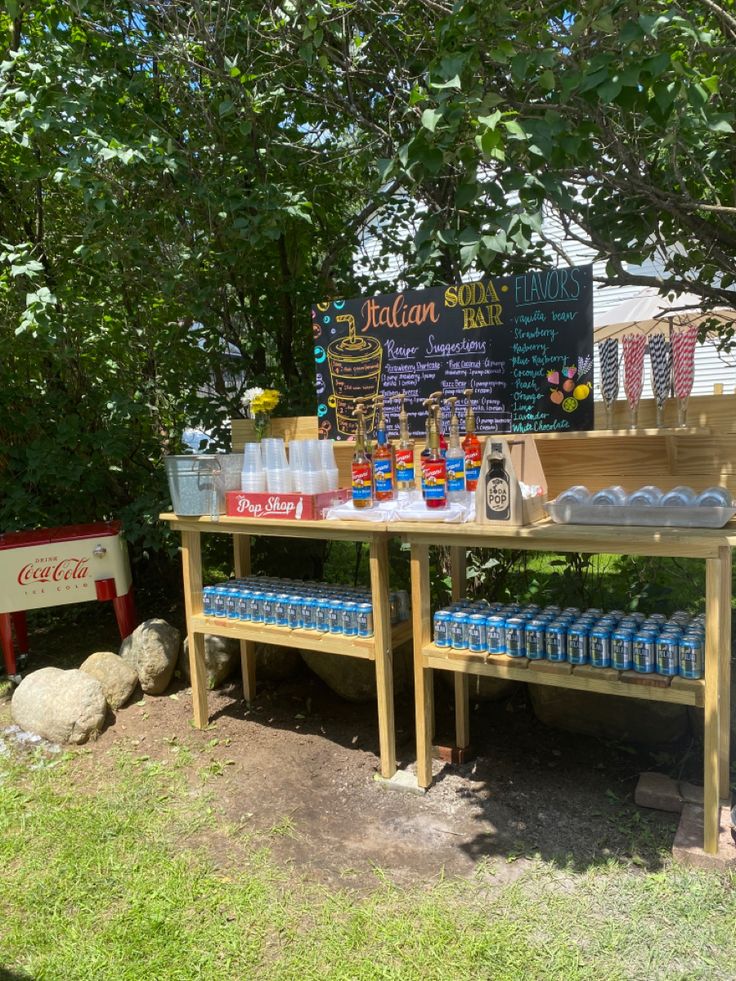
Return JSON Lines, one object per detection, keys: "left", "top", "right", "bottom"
{"left": 165, "top": 455, "right": 223, "bottom": 517}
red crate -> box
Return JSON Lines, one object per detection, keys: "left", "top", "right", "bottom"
{"left": 225, "top": 488, "right": 350, "bottom": 521}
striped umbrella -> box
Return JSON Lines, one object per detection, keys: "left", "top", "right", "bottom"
{"left": 598, "top": 338, "right": 619, "bottom": 402}
{"left": 671, "top": 324, "right": 698, "bottom": 399}
{"left": 622, "top": 333, "right": 647, "bottom": 408}
{"left": 648, "top": 332, "right": 672, "bottom": 409}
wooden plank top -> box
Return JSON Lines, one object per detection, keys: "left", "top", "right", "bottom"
{"left": 392, "top": 518, "right": 736, "bottom": 558}
{"left": 159, "top": 511, "right": 390, "bottom": 541}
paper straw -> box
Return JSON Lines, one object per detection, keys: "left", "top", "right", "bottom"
{"left": 598, "top": 339, "right": 619, "bottom": 402}
{"left": 671, "top": 324, "right": 698, "bottom": 399}
{"left": 648, "top": 333, "right": 672, "bottom": 408}
{"left": 622, "top": 334, "right": 647, "bottom": 408}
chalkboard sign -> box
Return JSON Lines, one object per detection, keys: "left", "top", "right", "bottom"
{"left": 312, "top": 264, "right": 593, "bottom": 439}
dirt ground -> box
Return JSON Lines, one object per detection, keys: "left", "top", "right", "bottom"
{"left": 2, "top": 605, "right": 684, "bottom": 893}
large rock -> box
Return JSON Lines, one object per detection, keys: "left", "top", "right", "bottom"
{"left": 180, "top": 635, "right": 240, "bottom": 689}
{"left": 80, "top": 651, "right": 138, "bottom": 710}
{"left": 120, "top": 619, "right": 180, "bottom": 695}
{"left": 11, "top": 667, "right": 107, "bottom": 744}
{"left": 529, "top": 684, "right": 689, "bottom": 746}
{"left": 254, "top": 643, "right": 301, "bottom": 683}
{"left": 302, "top": 642, "right": 412, "bottom": 703}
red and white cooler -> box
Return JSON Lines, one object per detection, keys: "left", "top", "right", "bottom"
{"left": 0, "top": 520, "right": 137, "bottom": 681}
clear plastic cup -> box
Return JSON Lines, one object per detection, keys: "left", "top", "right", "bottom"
{"left": 266, "top": 469, "right": 293, "bottom": 493}
{"left": 556, "top": 485, "right": 590, "bottom": 505}
{"left": 661, "top": 485, "right": 697, "bottom": 507}
{"left": 695, "top": 486, "right": 732, "bottom": 508}
{"left": 590, "top": 485, "right": 627, "bottom": 506}
{"left": 627, "top": 485, "right": 663, "bottom": 506}
{"left": 319, "top": 439, "right": 337, "bottom": 470}
{"left": 288, "top": 441, "right": 304, "bottom": 494}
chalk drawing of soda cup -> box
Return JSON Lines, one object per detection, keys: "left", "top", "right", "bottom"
{"left": 327, "top": 314, "right": 383, "bottom": 437}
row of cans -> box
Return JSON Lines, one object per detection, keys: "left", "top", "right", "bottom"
{"left": 202, "top": 577, "right": 410, "bottom": 638}
{"left": 433, "top": 601, "right": 705, "bottom": 679}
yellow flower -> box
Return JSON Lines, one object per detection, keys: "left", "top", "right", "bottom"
{"left": 251, "top": 389, "right": 280, "bottom": 415}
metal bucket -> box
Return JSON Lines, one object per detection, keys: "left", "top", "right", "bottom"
{"left": 165, "top": 455, "right": 224, "bottom": 517}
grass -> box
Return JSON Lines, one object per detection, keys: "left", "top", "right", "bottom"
{"left": 1, "top": 741, "right": 736, "bottom": 980}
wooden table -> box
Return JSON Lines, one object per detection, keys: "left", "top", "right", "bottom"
{"left": 160, "top": 513, "right": 409, "bottom": 779}
{"left": 393, "top": 519, "right": 734, "bottom": 855}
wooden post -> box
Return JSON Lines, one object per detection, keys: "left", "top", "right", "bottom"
{"left": 717, "top": 546, "right": 732, "bottom": 800}
{"left": 370, "top": 535, "right": 396, "bottom": 779}
{"left": 450, "top": 546, "right": 471, "bottom": 751}
{"left": 411, "top": 543, "right": 433, "bottom": 788}
{"left": 233, "top": 534, "right": 257, "bottom": 704}
{"left": 704, "top": 551, "right": 725, "bottom": 854}
{"left": 181, "top": 529, "right": 208, "bottom": 728}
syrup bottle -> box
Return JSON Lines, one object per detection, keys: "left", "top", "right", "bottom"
{"left": 420, "top": 397, "right": 434, "bottom": 485}
{"left": 462, "top": 386, "right": 482, "bottom": 492}
{"left": 395, "top": 392, "right": 415, "bottom": 496}
{"left": 430, "top": 390, "right": 447, "bottom": 457}
{"left": 351, "top": 404, "right": 373, "bottom": 509}
{"left": 422, "top": 400, "right": 447, "bottom": 509}
{"left": 372, "top": 397, "right": 396, "bottom": 501}
{"left": 445, "top": 396, "right": 466, "bottom": 502}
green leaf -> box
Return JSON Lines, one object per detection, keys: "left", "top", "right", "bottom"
{"left": 430, "top": 74, "right": 461, "bottom": 91}
{"left": 502, "top": 119, "right": 527, "bottom": 139}
{"left": 707, "top": 116, "right": 734, "bottom": 134}
{"left": 421, "top": 108, "right": 443, "bottom": 133}
{"left": 477, "top": 110, "right": 501, "bottom": 130}
{"left": 539, "top": 70, "right": 555, "bottom": 92}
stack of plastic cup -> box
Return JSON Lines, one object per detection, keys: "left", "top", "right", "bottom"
{"left": 262, "top": 438, "right": 293, "bottom": 493}
{"left": 288, "top": 440, "right": 304, "bottom": 493}
{"left": 300, "top": 439, "right": 325, "bottom": 495}
{"left": 320, "top": 439, "right": 339, "bottom": 491}
{"left": 240, "top": 442, "right": 266, "bottom": 493}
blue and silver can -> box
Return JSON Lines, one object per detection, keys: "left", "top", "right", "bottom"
{"left": 328, "top": 601, "right": 344, "bottom": 634}
{"left": 567, "top": 623, "right": 589, "bottom": 665}
{"left": 434, "top": 610, "right": 452, "bottom": 648}
{"left": 505, "top": 617, "right": 526, "bottom": 658}
{"left": 545, "top": 622, "right": 567, "bottom": 662}
{"left": 656, "top": 635, "right": 679, "bottom": 676}
{"left": 275, "top": 593, "right": 290, "bottom": 627}
{"left": 301, "top": 597, "right": 317, "bottom": 630}
{"left": 341, "top": 601, "right": 358, "bottom": 636}
{"left": 249, "top": 592, "right": 264, "bottom": 623}
{"left": 590, "top": 626, "right": 612, "bottom": 668}
{"left": 633, "top": 629, "right": 657, "bottom": 673}
{"left": 213, "top": 587, "right": 228, "bottom": 618}
{"left": 679, "top": 635, "right": 704, "bottom": 679}
{"left": 202, "top": 586, "right": 216, "bottom": 616}
{"left": 467, "top": 614, "right": 487, "bottom": 653}
{"left": 611, "top": 628, "right": 634, "bottom": 671}
{"left": 226, "top": 588, "right": 241, "bottom": 620}
{"left": 237, "top": 591, "right": 250, "bottom": 620}
{"left": 525, "top": 619, "right": 546, "bottom": 660}
{"left": 451, "top": 612, "right": 469, "bottom": 651}
{"left": 287, "top": 597, "right": 302, "bottom": 630}
{"left": 262, "top": 592, "right": 277, "bottom": 625}
{"left": 357, "top": 603, "right": 374, "bottom": 637}
{"left": 316, "top": 598, "right": 331, "bottom": 633}
{"left": 486, "top": 615, "right": 506, "bottom": 654}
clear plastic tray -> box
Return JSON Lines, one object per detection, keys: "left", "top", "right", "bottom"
{"left": 545, "top": 501, "right": 736, "bottom": 528}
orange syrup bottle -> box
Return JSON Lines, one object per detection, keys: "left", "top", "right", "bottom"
{"left": 462, "top": 386, "right": 482, "bottom": 492}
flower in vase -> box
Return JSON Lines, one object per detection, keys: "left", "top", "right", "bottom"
{"left": 242, "top": 387, "right": 281, "bottom": 440}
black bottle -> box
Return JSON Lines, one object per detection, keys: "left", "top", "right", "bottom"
{"left": 485, "top": 442, "right": 510, "bottom": 521}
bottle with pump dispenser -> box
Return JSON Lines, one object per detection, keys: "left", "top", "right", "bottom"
{"left": 430, "top": 390, "right": 448, "bottom": 457}
{"left": 372, "top": 396, "right": 395, "bottom": 501}
{"left": 351, "top": 404, "right": 374, "bottom": 509}
{"left": 445, "top": 396, "right": 466, "bottom": 502}
{"left": 462, "top": 386, "right": 482, "bottom": 491}
{"left": 420, "top": 396, "right": 434, "bottom": 484}
{"left": 395, "top": 392, "right": 415, "bottom": 496}
{"left": 421, "top": 398, "right": 447, "bottom": 508}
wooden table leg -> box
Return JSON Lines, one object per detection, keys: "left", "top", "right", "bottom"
{"left": 181, "top": 529, "right": 208, "bottom": 729}
{"left": 233, "top": 534, "right": 257, "bottom": 704}
{"left": 370, "top": 535, "right": 396, "bottom": 779}
{"left": 411, "top": 543, "right": 433, "bottom": 788}
{"left": 450, "top": 546, "right": 470, "bottom": 752}
{"left": 704, "top": 550, "right": 725, "bottom": 853}
{"left": 716, "top": 545, "right": 732, "bottom": 802}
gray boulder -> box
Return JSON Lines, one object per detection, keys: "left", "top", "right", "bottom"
{"left": 302, "top": 642, "right": 412, "bottom": 703}
{"left": 254, "top": 643, "right": 301, "bottom": 683}
{"left": 180, "top": 635, "right": 240, "bottom": 689}
{"left": 438, "top": 672, "right": 517, "bottom": 702}
{"left": 529, "top": 683, "right": 688, "bottom": 746}
{"left": 11, "top": 667, "right": 107, "bottom": 744}
{"left": 120, "top": 619, "right": 180, "bottom": 695}
{"left": 80, "top": 651, "right": 138, "bottom": 711}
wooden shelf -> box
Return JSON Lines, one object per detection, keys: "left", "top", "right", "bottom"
{"left": 421, "top": 644, "right": 705, "bottom": 707}
{"left": 192, "top": 614, "right": 412, "bottom": 661}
